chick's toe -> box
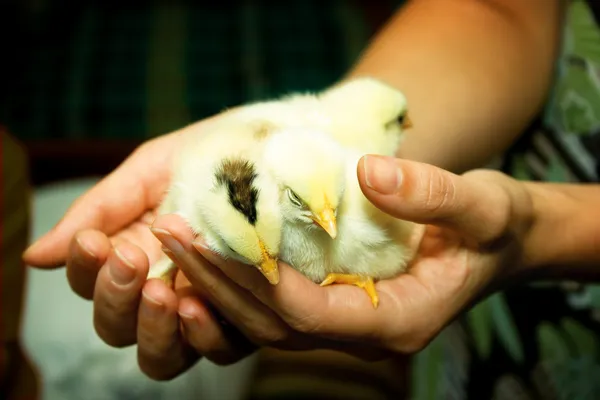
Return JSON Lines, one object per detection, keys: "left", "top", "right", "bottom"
{"left": 320, "top": 273, "right": 379, "bottom": 309}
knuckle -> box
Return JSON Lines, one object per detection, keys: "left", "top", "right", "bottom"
{"left": 93, "top": 299, "right": 138, "bottom": 347}
{"left": 464, "top": 169, "right": 524, "bottom": 243}
{"left": 97, "top": 292, "right": 127, "bottom": 316}
{"left": 248, "top": 325, "right": 290, "bottom": 347}
{"left": 93, "top": 319, "right": 134, "bottom": 348}
{"left": 422, "top": 167, "right": 457, "bottom": 215}
{"left": 137, "top": 328, "right": 162, "bottom": 352}
{"left": 286, "top": 313, "right": 321, "bottom": 335}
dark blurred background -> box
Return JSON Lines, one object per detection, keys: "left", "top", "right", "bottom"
{"left": 1, "top": 0, "right": 405, "bottom": 186}
{"left": 0, "top": 3, "right": 408, "bottom": 399}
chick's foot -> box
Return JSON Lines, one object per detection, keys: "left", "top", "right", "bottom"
{"left": 319, "top": 273, "right": 379, "bottom": 308}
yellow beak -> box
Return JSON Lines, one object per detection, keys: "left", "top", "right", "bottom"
{"left": 311, "top": 207, "right": 338, "bottom": 239}
{"left": 258, "top": 256, "right": 279, "bottom": 285}
{"left": 401, "top": 114, "right": 413, "bottom": 130}
{"left": 257, "top": 240, "right": 279, "bottom": 285}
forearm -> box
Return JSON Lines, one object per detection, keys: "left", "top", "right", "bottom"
{"left": 522, "top": 182, "right": 600, "bottom": 281}
{"left": 346, "top": 0, "right": 564, "bottom": 173}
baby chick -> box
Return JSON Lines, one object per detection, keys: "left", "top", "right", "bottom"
{"left": 149, "top": 77, "right": 416, "bottom": 310}
{"left": 319, "top": 77, "right": 413, "bottom": 155}
{"left": 262, "top": 129, "right": 416, "bottom": 309}
{"left": 147, "top": 118, "right": 282, "bottom": 286}
{"left": 254, "top": 77, "right": 417, "bottom": 308}
{"left": 242, "top": 77, "right": 411, "bottom": 155}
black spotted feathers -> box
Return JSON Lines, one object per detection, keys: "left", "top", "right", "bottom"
{"left": 214, "top": 158, "right": 259, "bottom": 225}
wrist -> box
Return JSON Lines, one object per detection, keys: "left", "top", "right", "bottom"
{"left": 518, "top": 182, "right": 600, "bottom": 282}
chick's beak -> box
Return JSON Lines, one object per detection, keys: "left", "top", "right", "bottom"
{"left": 257, "top": 240, "right": 279, "bottom": 285}
{"left": 311, "top": 207, "right": 338, "bottom": 239}
{"left": 401, "top": 114, "right": 413, "bottom": 130}
{"left": 258, "top": 256, "right": 279, "bottom": 285}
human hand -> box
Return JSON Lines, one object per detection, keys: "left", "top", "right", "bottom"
{"left": 148, "top": 155, "right": 534, "bottom": 362}
{"left": 22, "top": 115, "right": 254, "bottom": 379}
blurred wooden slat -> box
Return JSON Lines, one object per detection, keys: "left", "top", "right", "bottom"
{"left": 0, "top": 128, "right": 40, "bottom": 399}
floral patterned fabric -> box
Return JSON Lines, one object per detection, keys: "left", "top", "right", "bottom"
{"left": 410, "top": 1, "right": 600, "bottom": 398}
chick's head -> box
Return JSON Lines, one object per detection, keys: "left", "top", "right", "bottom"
{"left": 263, "top": 128, "right": 346, "bottom": 239}
{"left": 322, "top": 77, "right": 412, "bottom": 133}
{"left": 202, "top": 157, "right": 282, "bottom": 284}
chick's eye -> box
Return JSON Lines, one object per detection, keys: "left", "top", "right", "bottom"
{"left": 221, "top": 240, "right": 235, "bottom": 253}
{"left": 397, "top": 114, "right": 405, "bottom": 125}
{"left": 397, "top": 112, "right": 411, "bottom": 129}
{"left": 287, "top": 188, "right": 304, "bottom": 208}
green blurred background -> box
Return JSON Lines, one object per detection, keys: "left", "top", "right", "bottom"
{"left": 2, "top": 0, "right": 404, "bottom": 142}
{"left": 1, "top": 0, "right": 405, "bottom": 184}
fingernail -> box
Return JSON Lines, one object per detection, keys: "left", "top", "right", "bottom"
{"left": 178, "top": 311, "right": 195, "bottom": 320}
{"left": 178, "top": 305, "right": 199, "bottom": 323}
{"left": 192, "top": 237, "right": 210, "bottom": 252}
{"left": 141, "top": 291, "right": 163, "bottom": 318}
{"left": 180, "top": 314, "right": 203, "bottom": 336}
{"left": 75, "top": 236, "right": 97, "bottom": 262}
{"left": 151, "top": 228, "right": 184, "bottom": 255}
{"left": 109, "top": 248, "right": 137, "bottom": 286}
{"left": 363, "top": 155, "right": 402, "bottom": 194}
{"left": 192, "top": 239, "right": 220, "bottom": 265}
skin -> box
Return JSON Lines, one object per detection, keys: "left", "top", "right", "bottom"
{"left": 21, "top": 0, "right": 571, "bottom": 380}
{"left": 147, "top": 156, "right": 600, "bottom": 358}
{"left": 347, "top": 0, "right": 564, "bottom": 173}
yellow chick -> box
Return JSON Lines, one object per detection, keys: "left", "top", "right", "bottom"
{"left": 248, "top": 77, "right": 417, "bottom": 308}
{"left": 149, "top": 77, "right": 416, "bottom": 309}
{"left": 262, "top": 129, "right": 416, "bottom": 309}
{"left": 319, "top": 77, "right": 412, "bottom": 155}
{"left": 147, "top": 118, "right": 282, "bottom": 286}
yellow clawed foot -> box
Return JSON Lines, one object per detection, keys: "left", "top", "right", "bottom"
{"left": 320, "top": 273, "right": 379, "bottom": 308}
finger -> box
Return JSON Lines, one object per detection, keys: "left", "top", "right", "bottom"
{"left": 357, "top": 155, "right": 512, "bottom": 244}
{"left": 178, "top": 296, "right": 257, "bottom": 365}
{"left": 193, "top": 236, "right": 396, "bottom": 346}
{"left": 93, "top": 241, "right": 149, "bottom": 347}
{"left": 159, "top": 218, "right": 402, "bottom": 355}
{"left": 66, "top": 230, "right": 111, "bottom": 299}
{"left": 110, "top": 217, "right": 165, "bottom": 265}
{"left": 137, "top": 279, "right": 198, "bottom": 381}
{"left": 151, "top": 214, "right": 296, "bottom": 349}
{"left": 22, "top": 136, "right": 176, "bottom": 268}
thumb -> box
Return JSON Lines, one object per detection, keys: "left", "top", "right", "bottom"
{"left": 357, "top": 155, "right": 513, "bottom": 244}
{"left": 22, "top": 139, "right": 173, "bottom": 268}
